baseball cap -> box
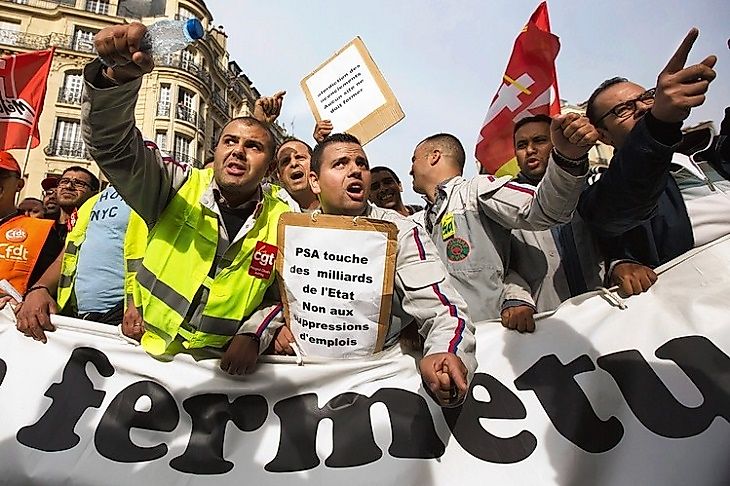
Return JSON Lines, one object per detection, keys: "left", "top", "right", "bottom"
{"left": 41, "top": 176, "right": 59, "bottom": 191}
{"left": 0, "top": 151, "right": 21, "bottom": 176}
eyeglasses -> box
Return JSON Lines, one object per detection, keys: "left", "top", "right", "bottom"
{"left": 43, "top": 189, "right": 57, "bottom": 196}
{"left": 596, "top": 88, "right": 656, "bottom": 125}
{"left": 57, "top": 177, "right": 92, "bottom": 190}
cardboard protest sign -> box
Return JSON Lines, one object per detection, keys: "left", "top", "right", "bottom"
{"left": 275, "top": 212, "right": 398, "bottom": 358}
{"left": 301, "top": 37, "right": 404, "bottom": 145}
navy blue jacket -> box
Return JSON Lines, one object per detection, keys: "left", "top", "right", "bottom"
{"left": 579, "top": 111, "right": 729, "bottom": 268}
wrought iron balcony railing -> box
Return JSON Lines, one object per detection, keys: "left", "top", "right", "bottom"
{"left": 44, "top": 139, "right": 90, "bottom": 160}
{"left": 57, "top": 87, "right": 82, "bottom": 105}
{"left": 156, "top": 54, "right": 211, "bottom": 87}
{"left": 172, "top": 152, "right": 202, "bottom": 169}
{"left": 157, "top": 101, "right": 171, "bottom": 118}
{"left": 175, "top": 104, "right": 199, "bottom": 128}
{"left": 0, "top": 29, "right": 97, "bottom": 54}
{"left": 7, "top": 0, "right": 75, "bottom": 9}
{"left": 211, "top": 91, "right": 228, "bottom": 115}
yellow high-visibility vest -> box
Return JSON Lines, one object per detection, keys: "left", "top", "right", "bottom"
{"left": 137, "top": 168, "right": 289, "bottom": 355}
{"left": 57, "top": 193, "right": 148, "bottom": 312}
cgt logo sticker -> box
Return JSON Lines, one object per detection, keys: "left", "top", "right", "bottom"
{"left": 249, "top": 241, "right": 278, "bottom": 280}
{"left": 5, "top": 228, "right": 27, "bottom": 243}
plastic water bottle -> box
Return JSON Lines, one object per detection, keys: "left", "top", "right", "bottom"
{"left": 99, "top": 18, "right": 205, "bottom": 67}
{"left": 140, "top": 18, "right": 205, "bottom": 61}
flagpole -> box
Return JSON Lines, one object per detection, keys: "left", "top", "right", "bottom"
{"left": 20, "top": 129, "right": 33, "bottom": 177}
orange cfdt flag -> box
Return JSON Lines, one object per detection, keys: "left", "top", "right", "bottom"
{"left": 475, "top": 2, "right": 560, "bottom": 176}
{"left": 0, "top": 48, "right": 55, "bottom": 151}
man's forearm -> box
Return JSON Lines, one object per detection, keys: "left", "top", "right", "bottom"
{"left": 32, "top": 251, "right": 63, "bottom": 297}
{"left": 578, "top": 114, "right": 680, "bottom": 237}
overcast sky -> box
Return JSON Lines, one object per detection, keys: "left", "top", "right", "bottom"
{"left": 206, "top": 0, "right": 729, "bottom": 204}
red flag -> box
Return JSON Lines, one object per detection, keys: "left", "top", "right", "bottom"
{"left": 0, "top": 48, "right": 55, "bottom": 150}
{"left": 475, "top": 2, "right": 560, "bottom": 176}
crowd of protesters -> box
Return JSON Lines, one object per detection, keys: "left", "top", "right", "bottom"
{"left": 1, "top": 23, "right": 727, "bottom": 407}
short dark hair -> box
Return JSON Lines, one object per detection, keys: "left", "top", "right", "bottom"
{"left": 277, "top": 137, "right": 313, "bottom": 157}
{"left": 20, "top": 197, "right": 43, "bottom": 204}
{"left": 513, "top": 114, "right": 552, "bottom": 136}
{"left": 311, "top": 133, "right": 362, "bottom": 174}
{"left": 370, "top": 166, "right": 400, "bottom": 184}
{"left": 418, "top": 133, "right": 466, "bottom": 170}
{"left": 62, "top": 166, "right": 100, "bottom": 191}
{"left": 586, "top": 77, "right": 629, "bottom": 125}
{"left": 221, "top": 116, "right": 276, "bottom": 154}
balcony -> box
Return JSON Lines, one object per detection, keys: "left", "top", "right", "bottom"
{"left": 175, "top": 104, "right": 205, "bottom": 132}
{"left": 156, "top": 54, "right": 211, "bottom": 87}
{"left": 156, "top": 101, "right": 171, "bottom": 118}
{"left": 229, "top": 81, "right": 246, "bottom": 99}
{"left": 7, "top": 0, "right": 76, "bottom": 8}
{"left": 55, "top": 33, "right": 96, "bottom": 54}
{"left": 0, "top": 29, "right": 48, "bottom": 50}
{"left": 211, "top": 91, "right": 228, "bottom": 115}
{"left": 57, "top": 87, "right": 82, "bottom": 105}
{"left": 173, "top": 152, "right": 202, "bottom": 169}
{"left": 0, "top": 29, "right": 97, "bottom": 54}
{"left": 44, "top": 139, "right": 90, "bottom": 160}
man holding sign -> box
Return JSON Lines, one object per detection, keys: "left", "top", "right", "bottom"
{"left": 243, "top": 133, "right": 475, "bottom": 406}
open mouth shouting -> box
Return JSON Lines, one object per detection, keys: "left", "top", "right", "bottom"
{"left": 525, "top": 157, "right": 544, "bottom": 170}
{"left": 346, "top": 180, "right": 366, "bottom": 202}
{"left": 225, "top": 160, "right": 248, "bottom": 177}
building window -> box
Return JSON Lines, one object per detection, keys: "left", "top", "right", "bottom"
{"left": 174, "top": 133, "right": 193, "bottom": 166}
{"left": 155, "top": 131, "right": 168, "bottom": 151}
{"left": 177, "top": 6, "right": 196, "bottom": 21}
{"left": 157, "top": 84, "right": 171, "bottom": 117}
{"left": 73, "top": 27, "right": 97, "bottom": 53}
{"left": 49, "top": 119, "right": 87, "bottom": 159}
{"left": 180, "top": 49, "right": 195, "bottom": 71}
{"left": 176, "top": 87, "right": 197, "bottom": 125}
{"left": 0, "top": 19, "right": 21, "bottom": 47}
{"left": 58, "top": 71, "right": 83, "bottom": 105}
{"left": 85, "top": 0, "right": 110, "bottom": 16}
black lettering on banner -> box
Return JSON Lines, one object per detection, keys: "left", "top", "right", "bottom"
{"left": 170, "top": 394, "right": 268, "bottom": 475}
{"left": 514, "top": 354, "right": 624, "bottom": 453}
{"left": 94, "top": 380, "right": 179, "bottom": 462}
{"left": 266, "top": 389, "right": 444, "bottom": 472}
{"left": 17, "top": 347, "right": 114, "bottom": 451}
{"left": 443, "top": 373, "right": 537, "bottom": 463}
{"left": 0, "top": 357, "right": 6, "bottom": 386}
{"left": 597, "top": 335, "right": 730, "bottom": 438}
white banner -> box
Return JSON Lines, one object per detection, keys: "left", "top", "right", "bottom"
{"left": 1, "top": 237, "right": 729, "bottom": 485}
